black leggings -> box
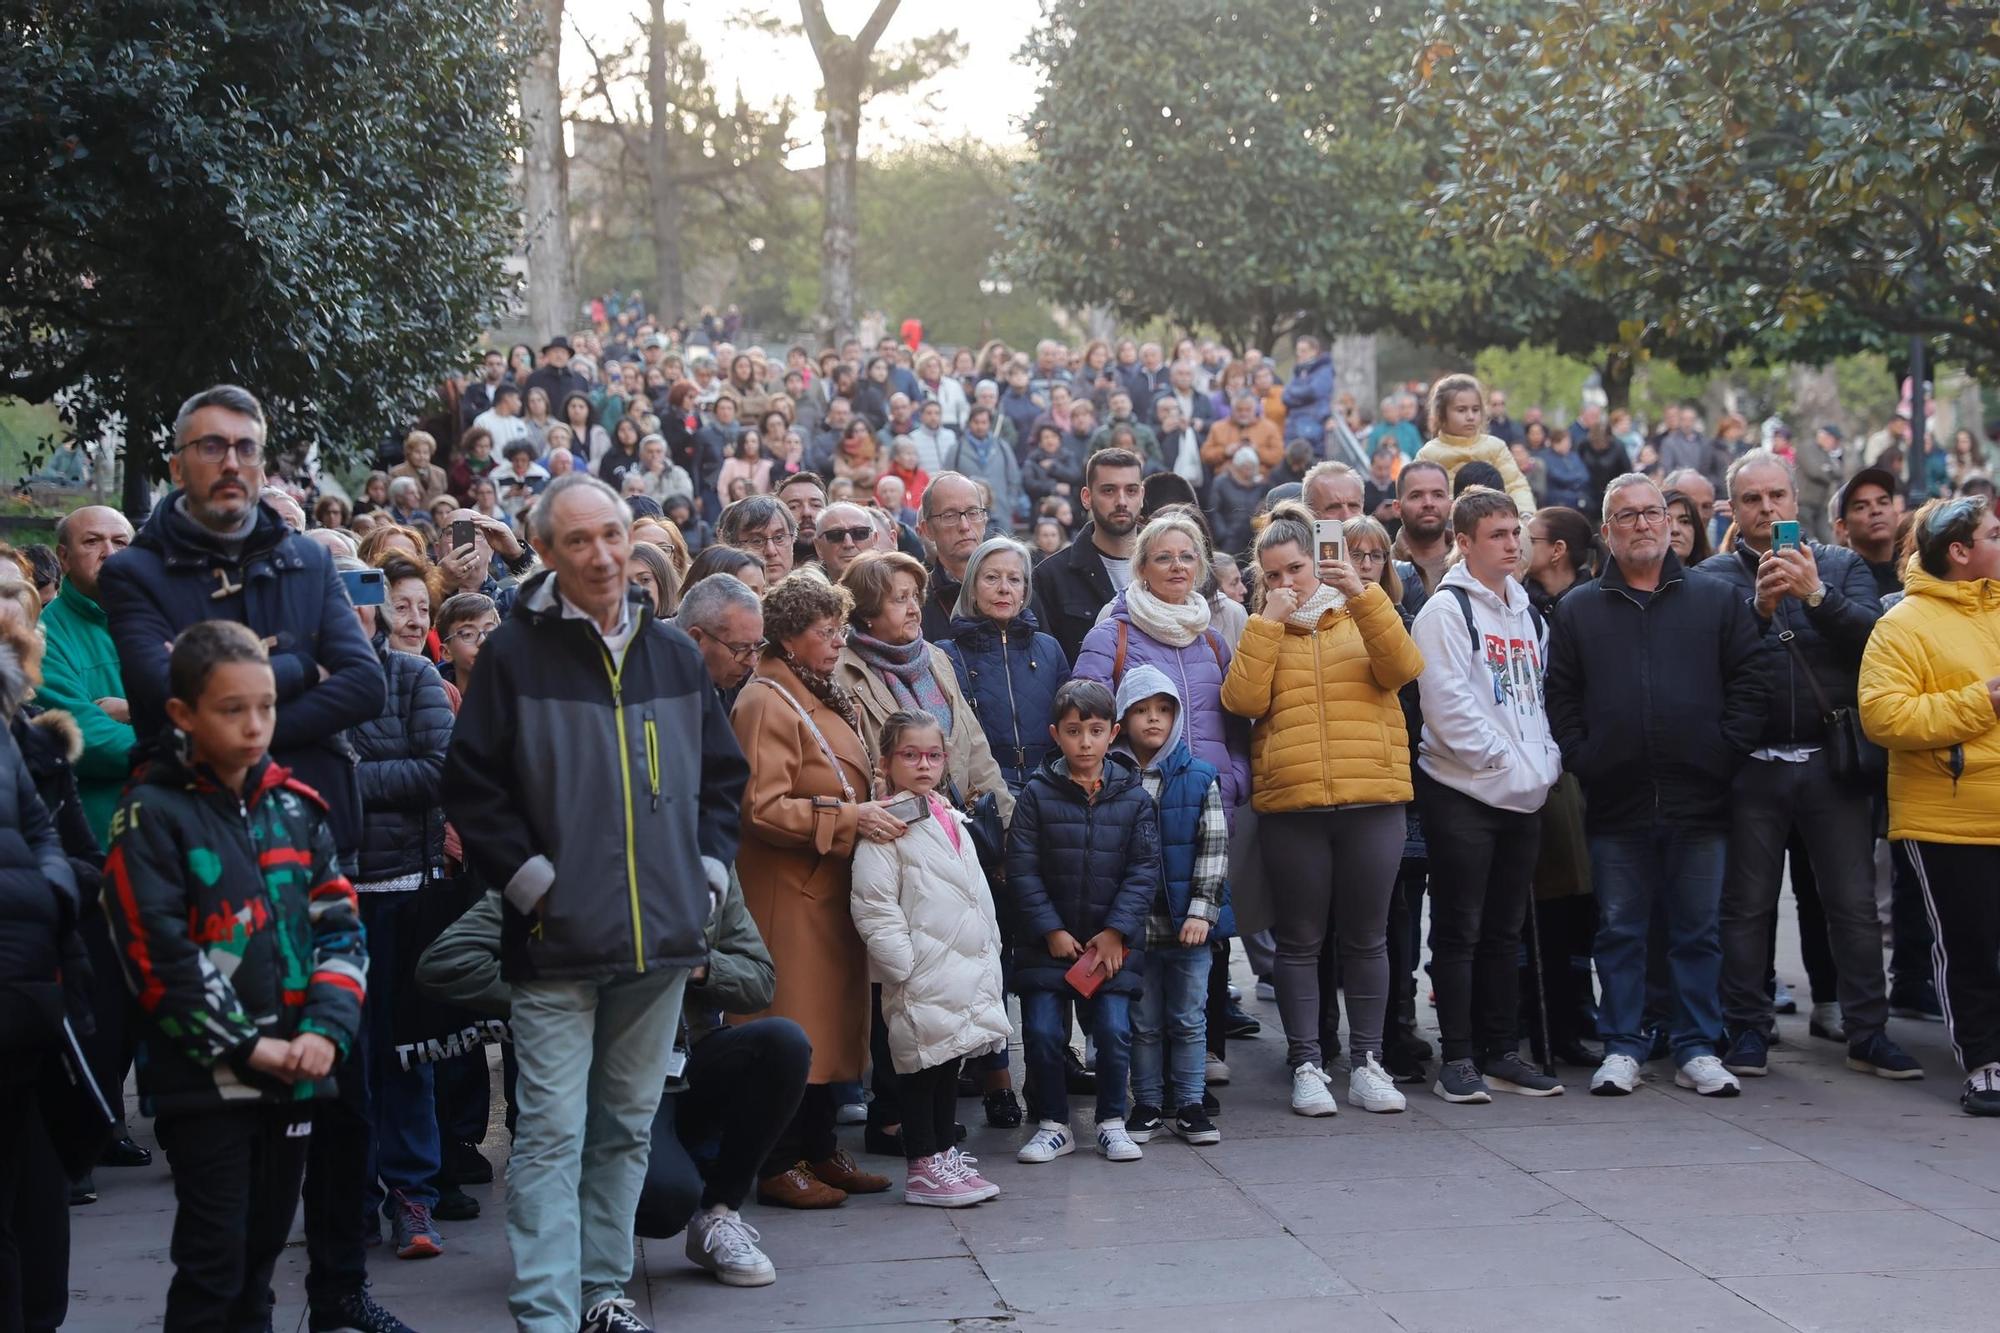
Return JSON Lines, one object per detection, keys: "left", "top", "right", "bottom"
{"left": 898, "top": 1058, "right": 963, "bottom": 1160}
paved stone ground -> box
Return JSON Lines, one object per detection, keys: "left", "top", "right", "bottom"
{"left": 67, "top": 921, "right": 2000, "bottom": 1332}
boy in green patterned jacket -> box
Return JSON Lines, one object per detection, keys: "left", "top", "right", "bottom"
{"left": 105, "top": 620, "right": 367, "bottom": 1332}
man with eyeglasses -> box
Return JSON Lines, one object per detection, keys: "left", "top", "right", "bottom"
{"left": 811, "top": 502, "right": 878, "bottom": 584}
{"left": 915, "top": 473, "right": 991, "bottom": 641}
{"left": 1545, "top": 472, "right": 1768, "bottom": 1100}
{"left": 716, "top": 494, "right": 798, "bottom": 587}
{"left": 1696, "top": 451, "right": 1919, "bottom": 1083}
{"left": 1860, "top": 494, "right": 2000, "bottom": 1116}
{"left": 96, "top": 384, "right": 402, "bottom": 1333}
{"left": 439, "top": 507, "right": 537, "bottom": 616}
{"left": 677, "top": 572, "right": 766, "bottom": 706}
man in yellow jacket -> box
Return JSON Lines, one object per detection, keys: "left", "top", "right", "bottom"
{"left": 1859, "top": 495, "right": 2000, "bottom": 1117}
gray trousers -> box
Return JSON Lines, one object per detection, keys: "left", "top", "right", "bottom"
{"left": 1259, "top": 805, "right": 1406, "bottom": 1068}
{"left": 1719, "top": 752, "right": 1888, "bottom": 1042}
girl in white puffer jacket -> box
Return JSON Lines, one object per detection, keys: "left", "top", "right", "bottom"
{"left": 851, "top": 710, "right": 1012, "bottom": 1207}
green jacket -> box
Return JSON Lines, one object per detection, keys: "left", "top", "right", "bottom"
{"left": 37, "top": 580, "right": 135, "bottom": 845}
{"left": 416, "top": 872, "right": 774, "bottom": 1027}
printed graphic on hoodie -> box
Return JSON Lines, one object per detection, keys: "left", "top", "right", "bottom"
{"left": 1483, "top": 633, "right": 1545, "bottom": 719}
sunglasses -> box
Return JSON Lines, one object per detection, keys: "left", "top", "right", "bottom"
{"left": 819, "top": 524, "right": 875, "bottom": 545}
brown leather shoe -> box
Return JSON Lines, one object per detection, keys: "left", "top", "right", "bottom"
{"left": 807, "top": 1148, "right": 892, "bottom": 1194}
{"left": 756, "top": 1162, "right": 847, "bottom": 1209}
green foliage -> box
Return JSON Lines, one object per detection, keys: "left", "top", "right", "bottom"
{"left": 1473, "top": 343, "right": 1595, "bottom": 418}
{"left": 2, "top": 0, "right": 528, "bottom": 478}
{"left": 1425, "top": 0, "right": 2000, "bottom": 375}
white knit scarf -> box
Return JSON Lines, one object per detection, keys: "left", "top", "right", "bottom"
{"left": 1286, "top": 582, "right": 1346, "bottom": 630}
{"left": 1123, "top": 582, "right": 1212, "bottom": 647}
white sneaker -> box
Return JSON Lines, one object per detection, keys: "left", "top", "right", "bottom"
{"left": 1348, "top": 1052, "right": 1407, "bottom": 1114}
{"left": 1096, "top": 1118, "right": 1143, "bottom": 1161}
{"left": 1590, "top": 1053, "right": 1641, "bottom": 1096}
{"left": 1255, "top": 980, "right": 1277, "bottom": 1003}
{"left": 834, "top": 1101, "right": 868, "bottom": 1124}
{"left": 1016, "top": 1120, "right": 1074, "bottom": 1163}
{"left": 1291, "top": 1061, "right": 1339, "bottom": 1116}
{"left": 685, "top": 1206, "right": 776, "bottom": 1287}
{"left": 1675, "top": 1054, "right": 1742, "bottom": 1097}
{"left": 1205, "top": 1056, "right": 1231, "bottom": 1085}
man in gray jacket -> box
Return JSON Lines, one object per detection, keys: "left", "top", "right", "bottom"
{"left": 444, "top": 474, "right": 748, "bottom": 1333}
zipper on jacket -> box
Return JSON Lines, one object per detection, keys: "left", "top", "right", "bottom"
{"left": 1311, "top": 631, "right": 1334, "bottom": 795}
{"left": 643, "top": 712, "right": 661, "bottom": 812}
{"left": 599, "top": 642, "right": 646, "bottom": 973}
{"left": 999, "top": 626, "right": 1026, "bottom": 775}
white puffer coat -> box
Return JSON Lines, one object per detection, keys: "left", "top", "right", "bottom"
{"left": 850, "top": 796, "right": 1011, "bottom": 1075}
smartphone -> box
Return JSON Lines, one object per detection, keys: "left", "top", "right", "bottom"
{"left": 882, "top": 793, "right": 931, "bottom": 823}
{"left": 339, "top": 567, "right": 385, "bottom": 606}
{"left": 1772, "top": 520, "right": 1802, "bottom": 553}
{"left": 1315, "top": 518, "right": 1348, "bottom": 566}
{"left": 452, "top": 518, "right": 476, "bottom": 552}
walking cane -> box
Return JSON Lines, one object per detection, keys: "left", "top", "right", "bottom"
{"left": 1524, "top": 890, "right": 1556, "bottom": 1079}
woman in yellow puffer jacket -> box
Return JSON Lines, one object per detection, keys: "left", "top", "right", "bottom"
{"left": 1221, "top": 503, "right": 1424, "bottom": 1116}
{"left": 1857, "top": 495, "right": 2000, "bottom": 1116}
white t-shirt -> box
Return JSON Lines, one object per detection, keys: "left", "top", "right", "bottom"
{"left": 1101, "top": 551, "right": 1133, "bottom": 593}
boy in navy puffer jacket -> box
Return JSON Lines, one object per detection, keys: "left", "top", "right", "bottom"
{"left": 106, "top": 622, "right": 366, "bottom": 1332}
{"left": 1004, "top": 679, "right": 1161, "bottom": 1165}
{"left": 1112, "top": 666, "right": 1227, "bottom": 1147}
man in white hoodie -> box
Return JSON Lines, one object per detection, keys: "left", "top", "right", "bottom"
{"left": 1410, "top": 487, "right": 1567, "bottom": 1104}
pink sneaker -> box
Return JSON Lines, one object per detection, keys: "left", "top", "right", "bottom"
{"left": 904, "top": 1152, "right": 987, "bottom": 1207}
{"left": 945, "top": 1148, "right": 1000, "bottom": 1202}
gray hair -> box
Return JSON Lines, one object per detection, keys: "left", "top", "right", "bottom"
{"left": 676, "top": 572, "right": 763, "bottom": 633}
{"left": 1600, "top": 471, "right": 1664, "bottom": 525}
{"left": 716, "top": 493, "right": 796, "bottom": 544}
{"left": 527, "top": 472, "right": 631, "bottom": 545}
{"left": 387, "top": 476, "right": 422, "bottom": 505}
{"left": 952, "top": 536, "right": 1033, "bottom": 620}
{"left": 1724, "top": 447, "right": 1796, "bottom": 499}
{"left": 173, "top": 384, "right": 265, "bottom": 448}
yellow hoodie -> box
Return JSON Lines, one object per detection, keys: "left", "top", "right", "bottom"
{"left": 1415, "top": 432, "right": 1537, "bottom": 516}
{"left": 1858, "top": 566, "right": 2000, "bottom": 843}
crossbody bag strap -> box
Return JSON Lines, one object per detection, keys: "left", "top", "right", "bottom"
{"left": 749, "top": 676, "right": 856, "bottom": 802}
{"left": 1775, "top": 624, "right": 1837, "bottom": 718}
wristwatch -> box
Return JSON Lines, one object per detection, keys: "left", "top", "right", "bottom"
{"left": 1805, "top": 585, "right": 1826, "bottom": 608}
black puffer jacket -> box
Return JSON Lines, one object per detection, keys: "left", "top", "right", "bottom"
{"left": 0, "top": 644, "right": 82, "bottom": 1083}
{"left": 352, "top": 640, "right": 452, "bottom": 885}
{"left": 1697, "top": 541, "right": 1881, "bottom": 747}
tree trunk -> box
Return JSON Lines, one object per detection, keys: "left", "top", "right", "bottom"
{"left": 520, "top": 0, "right": 574, "bottom": 340}
{"left": 121, "top": 393, "right": 157, "bottom": 522}
{"left": 1332, "top": 333, "right": 1378, "bottom": 421}
{"left": 645, "top": 0, "right": 686, "bottom": 323}
{"left": 1599, "top": 350, "right": 1634, "bottom": 413}
{"left": 817, "top": 62, "right": 864, "bottom": 345}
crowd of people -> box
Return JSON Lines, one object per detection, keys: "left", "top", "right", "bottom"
{"left": 0, "top": 314, "right": 1996, "bottom": 1333}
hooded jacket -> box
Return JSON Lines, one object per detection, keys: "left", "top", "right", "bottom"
{"left": 939, "top": 607, "right": 1073, "bottom": 793}
{"left": 103, "top": 753, "right": 365, "bottom": 1111}
{"left": 1858, "top": 566, "right": 2000, "bottom": 844}
{"left": 1113, "top": 665, "right": 1228, "bottom": 940}
{"left": 98, "top": 495, "right": 386, "bottom": 856}
{"left": 443, "top": 572, "right": 748, "bottom": 982}
{"left": 1220, "top": 583, "right": 1427, "bottom": 813}
{"left": 35, "top": 579, "right": 134, "bottom": 846}
{"left": 850, "top": 795, "right": 1010, "bottom": 1075}
{"left": 1280, "top": 352, "right": 1334, "bottom": 445}
{"left": 1414, "top": 433, "right": 1538, "bottom": 516}
{"left": 1411, "top": 564, "right": 1562, "bottom": 814}
{"left": 1544, "top": 552, "right": 1769, "bottom": 833}
{"left": 1002, "top": 751, "right": 1161, "bottom": 997}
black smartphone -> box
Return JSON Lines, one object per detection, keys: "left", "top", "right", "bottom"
{"left": 339, "top": 568, "right": 385, "bottom": 606}
{"left": 452, "top": 519, "right": 476, "bottom": 551}
{"left": 882, "top": 793, "right": 931, "bottom": 823}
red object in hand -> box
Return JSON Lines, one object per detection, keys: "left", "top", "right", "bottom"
{"left": 1065, "top": 944, "right": 1106, "bottom": 999}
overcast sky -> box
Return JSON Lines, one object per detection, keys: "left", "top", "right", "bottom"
{"left": 566, "top": 0, "right": 1043, "bottom": 162}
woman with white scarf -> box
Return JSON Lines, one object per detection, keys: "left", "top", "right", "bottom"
{"left": 1072, "top": 511, "right": 1250, "bottom": 811}
{"left": 1220, "top": 502, "right": 1426, "bottom": 1118}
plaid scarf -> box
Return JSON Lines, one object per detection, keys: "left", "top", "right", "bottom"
{"left": 845, "top": 630, "right": 953, "bottom": 738}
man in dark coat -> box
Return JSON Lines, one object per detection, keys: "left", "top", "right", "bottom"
{"left": 95, "top": 383, "right": 400, "bottom": 1333}
{"left": 1032, "top": 449, "right": 1146, "bottom": 662}
{"left": 524, "top": 335, "right": 588, "bottom": 413}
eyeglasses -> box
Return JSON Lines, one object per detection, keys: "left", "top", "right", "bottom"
{"left": 447, "top": 625, "right": 497, "bottom": 645}
{"left": 739, "top": 530, "right": 792, "bottom": 551}
{"left": 818, "top": 525, "right": 875, "bottom": 546}
{"left": 928, "top": 506, "right": 989, "bottom": 528}
{"left": 804, "top": 623, "right": 846, "bottom": 644}
{"left": 1610, "top": 505, "right": 1670, "bottom": 528}
{"left": 697, "top": 630, "right": 762, "bottom": 663}
{"left": 1350, "top": 550, "right": 1387, "bottom": 567}
{"left": 893, "top": 747, "right": 946, "bottom": 767}
{"left": 182, "top": 435, "right": 264, "bottom": 465}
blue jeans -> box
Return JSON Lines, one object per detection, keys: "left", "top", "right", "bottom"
{"left": 1020, "top": 988, "right": 1131, "bottom": 1125}
{"left": 1130, "top": 945, "right": 1211, "bottom": 1111}
{"left": 359, "top": 893, "right": 440, "bottom": 1214}
{"left": 1591, "top": 828, "right": 1726, "bottom": 1063}
{"left": 506, "top": 967, "right": 687, "bottom": 1333}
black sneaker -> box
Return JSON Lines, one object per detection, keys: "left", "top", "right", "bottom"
{"left": 1723, "top": 1028, "right": 1770, "bottom": 1077}
{"left": 1126, "top": 1103, "right": 1164, "bottom": 1143}
{"left": 1846, "top": 1031, "right": 1925, "bottom": 1081}
{"left": 1477, "top": 1050, "right": 1564, "bottom": 1097}
{"left": 308, "top": 1288, "right": 416, "bottom": 1333}
{"left": 1963, "top": 1064, "right": 2000, "bottom": 1117}
{"left": 1171, "top": 1103, "right": 1221, "bottom": 1144}
{"left": 444, "top": 1138, "right": 493, "bottom": 1185}
{"left": 433, "top": 1183, "right": 480, "bottom": 1221}
{"left": 1223, "top": 1002, "right": 1262, "bottom": 1039}
{"left": 1202, "top": 1088, "right": 1221, "bottom": 1116}
{"left": 1431, "top": 1058, "right": 1492, "bottom": 1104}
{"left": 1390, "top": 1031, "right": 1435, "bottom": 1066}
{"left": 68, "top": 1172, "right": 96, "bottom": 1206}
{"left": 580, "top": 1295, "right": 652, "bottom": 1333}
{"left": 983, "top": 1087, "right": 1023, "bottom": 1129}
{"left": 1383, "top": 1045, "right": 1429, "bottom": 1085}
{"left": 1062, "top": 1045, "right": 1097, "bottom": 1094}
{"left": 99, "top": 1135, "right": 153, "bottom": 1168}
{"left": 1890, "top": 981, "right": 1945, "bottom": 1022}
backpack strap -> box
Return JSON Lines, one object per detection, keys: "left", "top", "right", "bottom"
{"left": 1445, "top": 585, "right": 1480, "bottom": 659}
{"left": 1112, "top": 619, "right": 1129, "bottom": 686}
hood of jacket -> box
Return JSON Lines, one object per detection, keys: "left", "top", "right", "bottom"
{"left": 133, "top": 491, "right": 290, "bottom": 570}
{"left": 1113, "top": 662, "right": 1187, "bottom": 763}
{"left": 1903, "top": 565, "right": 2000, "bottom": 614}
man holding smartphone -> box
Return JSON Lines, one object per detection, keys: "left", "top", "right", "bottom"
{"left": 439, "top": 506, "right": 537, "bottom": 615}
{"left": 1697, "top": 450, "right": 1921, "bottom": 1082}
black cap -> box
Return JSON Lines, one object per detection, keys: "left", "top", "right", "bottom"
{"left": 1831, "top": 465, "right": 1899, "bottom": 523}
